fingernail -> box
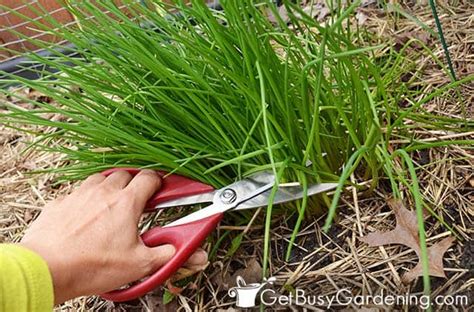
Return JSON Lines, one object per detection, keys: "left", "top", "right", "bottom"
{"left": 194, "top": 249, "right": 208, "bottom": 263}
{"left": 142, "top": 169, "right": 158, "bottom": 176}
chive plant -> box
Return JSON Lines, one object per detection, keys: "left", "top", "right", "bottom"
{"left": 1, "top": 0, "right": 473, "bottom": 294}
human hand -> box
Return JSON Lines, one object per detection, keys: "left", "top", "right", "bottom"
{"left": 20, "top": 170, "right": 208, "bottom": 304}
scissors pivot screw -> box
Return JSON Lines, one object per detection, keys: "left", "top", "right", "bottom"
{"left": 220, "top": 189, "right": 237, "bottom": 204}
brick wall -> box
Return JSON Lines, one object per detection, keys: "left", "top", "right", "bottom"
{"left": 0, "top": 0, "right": 205, "bottom": 61}
{"left": 0, "top": 0, "right": 75, "bottom": 60}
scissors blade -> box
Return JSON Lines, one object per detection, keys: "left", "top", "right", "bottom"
{"left": 163, "top": 201, "right": 225, "bottom": 227}
{"left": 164, "top": 182, "right": 338, "bottom": 227}
{"left": 154, "top": 192, "right": 215, "bottom": 209}
{"left": 233, "top": 182, "right": 338, "bottom": 211}
{"left": 155, "top": 171, "right": 275, "bottom": 209}
{"left": 164, "top": 172, "right": 275, "bottom": 227}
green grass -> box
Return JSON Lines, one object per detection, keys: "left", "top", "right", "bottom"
{"left": 428, "top": 0, "right": 457, "bottom": 81}
{"left": 1, "top": 0, "right": 473, "bottom": 298}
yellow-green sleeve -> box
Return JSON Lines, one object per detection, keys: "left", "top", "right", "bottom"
{"left": 0, "top": 244, "right": 54, "bottom": 312}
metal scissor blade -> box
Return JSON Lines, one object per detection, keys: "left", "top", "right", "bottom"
{"left": 155, "top": 170, "right": 275, "bottom": 209}
{"left": 164, "top": 182, "right": 338, "bottom": 227}
{"left": 233, "top": 182, "right": 338, "bottom": 211}
{"left": 163, "top": 202, "right": 225, "bottom": 227}
{"left": 164, "top": 173, "right": 276, "bottom": 227}
{"left": 154, "top": 192, "right": 215, "bottom": 209}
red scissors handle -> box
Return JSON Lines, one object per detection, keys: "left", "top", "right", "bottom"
{"left": 102, "top": 168, "right": 214, "bottom": 211}
{"left": 101, "top": 212, "right": 223, "bottom": 302}
{"left": 99, "top": 168, "right": 219, "bottom": 302}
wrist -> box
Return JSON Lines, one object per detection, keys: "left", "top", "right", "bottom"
{"left": 19, "top": 240, "right": 77, "bottom": 304}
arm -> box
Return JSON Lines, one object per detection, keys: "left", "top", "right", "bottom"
{"left": 4, "top": 169, "right": 207, "bottom": 307}
{"left": 0, "top": 244, "right": 53, "bottom": 311}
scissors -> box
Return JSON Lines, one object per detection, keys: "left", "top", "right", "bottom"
{"left": 99, "top": 168, "right": 337, "bottom": 302}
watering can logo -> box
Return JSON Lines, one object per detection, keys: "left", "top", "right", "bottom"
{"left": 228, "top": 276, "right": 276, "bottom": 308}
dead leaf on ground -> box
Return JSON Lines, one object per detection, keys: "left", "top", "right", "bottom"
{"left": 361, "top": 199, "right": 421, "bottom": 252}
{"left": 145, "top": 292, "right": 179, "bottom": 311}
{"left": 266, "top": 5, "right": 289, "bottom": 24}
{"left": 266, "top": 1, "right": 333, "bottom": 24}
{"left": 164, "top": 262, "right": 209, "bottom": 295}
{"left": 394, "top": 31, "right": 431, "bottom": 51}
{"left": 303, "top": 4, "right": 331, "bottom": 22}
{"left": 213, "top": 257, "right": 263, "bottom": 290}
{"left": 401, "top": 236, "right": 455, "bottom": 283}
{"left": 356, "top": 11, "right": 369, "bottom": 25}
{"left": 229, "top": 258, "right": 263, "bottom": 287}
{"left": 360, "top": 0, "right": 377, "bottom": 7}
{"left": 360, "top": 198, "right": 455, "bottom": 283}
{"left": 170, "top": 263, "right": 209, "bottom": 283}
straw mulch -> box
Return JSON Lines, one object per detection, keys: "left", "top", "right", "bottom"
{"left": 0, "top": 2, "right": 472, "bottom": 311}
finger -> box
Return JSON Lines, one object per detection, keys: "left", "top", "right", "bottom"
{"left": 124, "top": 170, "right": 161, "bottom": 213}
{"left": 103, "top": 170, "right": 134, "bottom": 189}
{"left": 138, "top": 245, "right": 207, "bottom": 277}
{"left": 80, "top": 173, "right": 106, "bottom": 189}
{"left": 142, "top": 244, "right": 176, "bottom": 275}
{"left": 184, "top": 248, "right": 208, "bottom": 267}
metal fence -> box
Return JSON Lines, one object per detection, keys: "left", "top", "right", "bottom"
{"left": 0, "top": 1, "right": 138, "bottom": 80}
{"left": 0, "top": 1, "right": 220, "bottom": 82}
